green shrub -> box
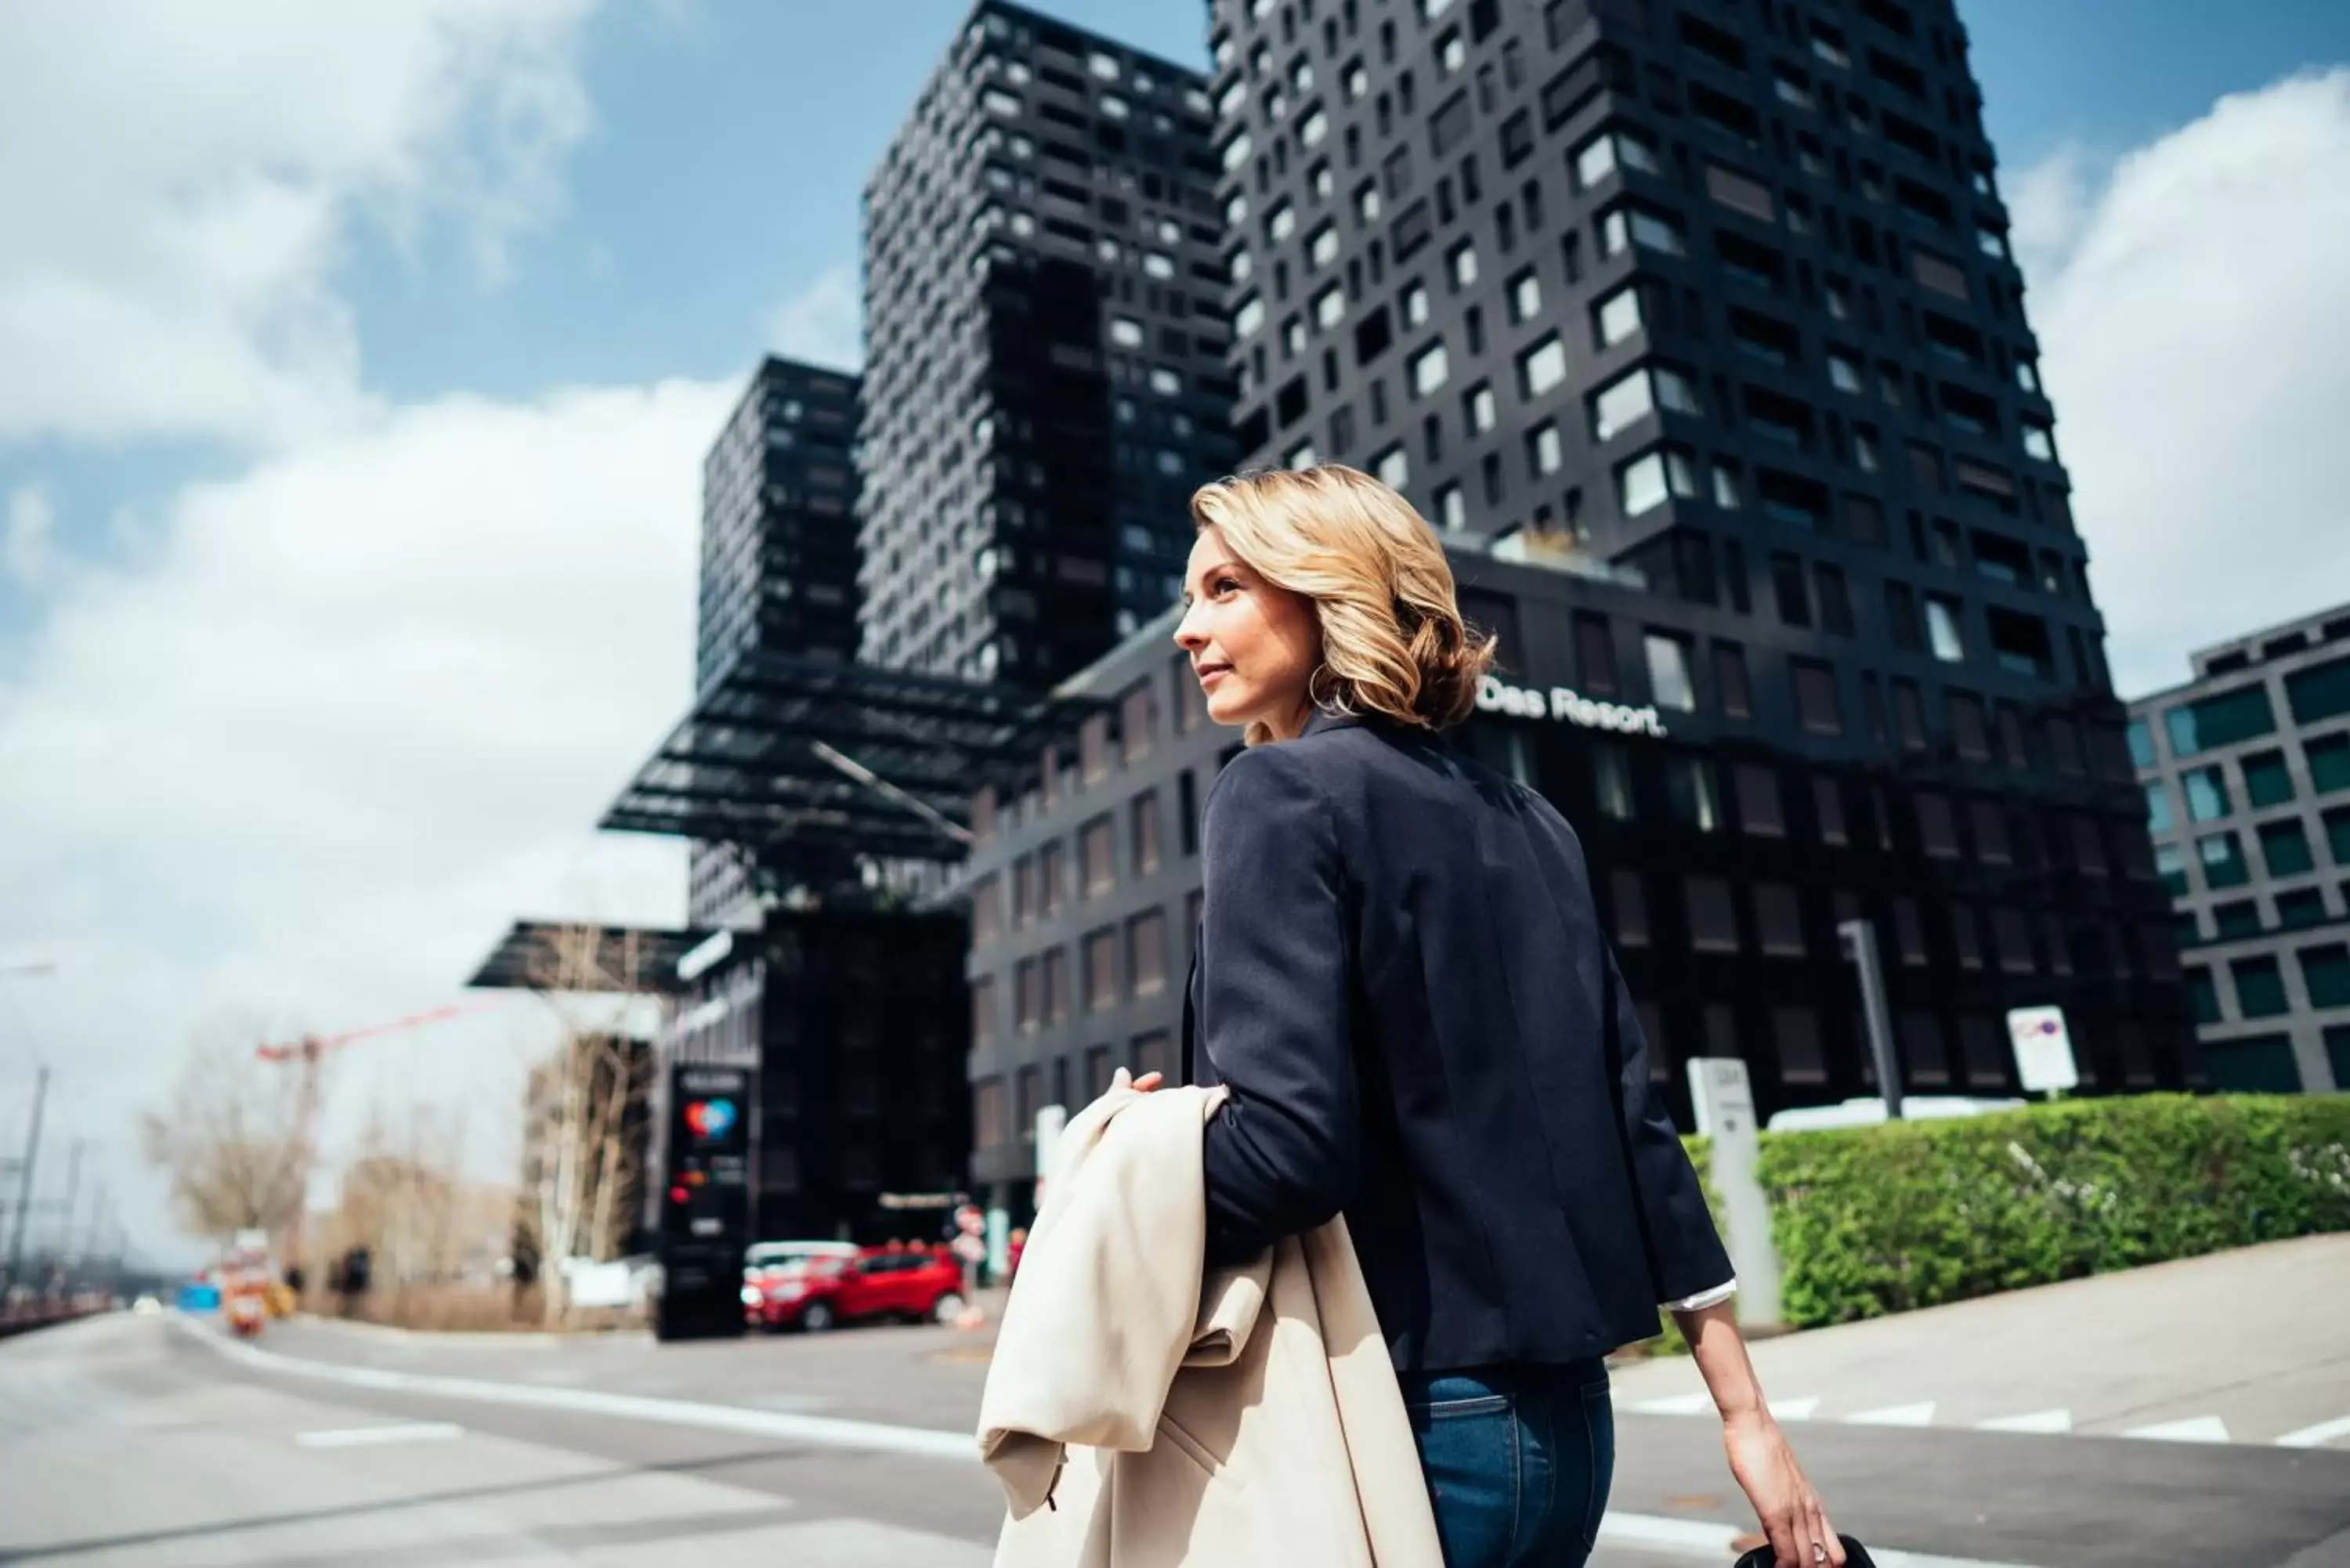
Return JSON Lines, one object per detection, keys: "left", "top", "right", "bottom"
{"left": 1755, "top": 1094, "right": 2350, "bottom": 1329}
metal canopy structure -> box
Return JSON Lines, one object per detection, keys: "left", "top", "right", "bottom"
{"left": 600, "top": 650, "right": 1105, "bottom": 863}
{"left": 467, "top": 919, "right": 715, "bottom": 995}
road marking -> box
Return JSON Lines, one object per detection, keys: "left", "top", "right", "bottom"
{"left": 1627, "top": 1392, "right": 1714, "bottom": 1416}
{"left": 1976, "top": 1409, "right": 2072, "bottom": 1435}
{"left": 2120, "top": 1415, "right": 2230, "bottom": 1443}
{"left": 1771, "top": 1396, "right": 1820, "bottom": 1422}
{"left": 2275, "top": 1414, "right": 2350, "bottom": 1449}
{"left": 183, "top": 1319, "right": 976, "bottom": 1461}
{"left": 1846, "top": 1400, "right": 1937, "bottom": 1427}
{"left": 295, "top": 1421, "right": 464, "bottom": 1448}
{"left": 182, "top": 1322, "right": 2052, "bottom": 1568}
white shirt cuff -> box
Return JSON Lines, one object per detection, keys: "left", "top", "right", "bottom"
{"left": 1662, "top": 1278, "right": 1737, "bottom": 1313}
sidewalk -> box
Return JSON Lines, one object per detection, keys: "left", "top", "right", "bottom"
{"left": 1608, "top": 1234, "right": 2350, "bottom": 1447}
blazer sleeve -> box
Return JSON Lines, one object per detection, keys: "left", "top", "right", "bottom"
{"left": 1604, "top": 943, "right": 1736, "bottom": 1303}
{"left": 1195, "top": 747, "right": 1359, "bottom": 1267}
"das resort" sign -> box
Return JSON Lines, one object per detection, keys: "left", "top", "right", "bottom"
{"left": 1475, "top": 674, "right": 1668, "bottom": 738}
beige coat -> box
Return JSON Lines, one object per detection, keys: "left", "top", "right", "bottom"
{"left": 977, "top": 1078, "right": 1444, "bottom": 1568}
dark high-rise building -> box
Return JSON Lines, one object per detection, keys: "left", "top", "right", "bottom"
{"left": 688, "top": 357, "right": 862, "bottom": 929}
{"left": 949, "top": 0, "right": 2197, "bottom": 1212}
{"left": 857, "top": 0, "right": 1242, "bottom": 689}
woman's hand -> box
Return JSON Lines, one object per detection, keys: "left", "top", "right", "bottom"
{"left": 1721, "top": 1409, "right": 1844, "bottom": 1568}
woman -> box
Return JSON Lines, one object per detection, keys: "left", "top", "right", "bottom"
{"left": 1162, "top": 465, "right": 1842, "bottom": 1568}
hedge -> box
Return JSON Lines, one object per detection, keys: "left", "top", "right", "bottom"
{"left": 1754, "top": 1094, "right": 2350, "bottom": 1329}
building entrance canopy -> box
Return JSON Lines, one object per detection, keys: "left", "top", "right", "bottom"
{"left": 601, "top": 651, "right": 1103, "bottom": 862}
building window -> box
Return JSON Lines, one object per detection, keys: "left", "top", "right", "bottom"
{"left": 1593, "top": 284, "right": 1642, "bottom": 348}
{"left": 1079, "top": 815, "right": 1116, "bottom": 895}
{"left": 1466, "top": 382, "right": 1497, "bottom": 433}
{"left": 1600, "top": 204, "right": 1684, "bottom": 257}
{"left": 1402, "top": 280, "right": 1430, "bottom": 327}
{"left": 2242, "top": 749, "right": 2297, "bottom": 809}
{"left": 2182, "top": 766, "right": 2232, "bottom": 822}
{"left": 974, "top": 1078, "right": 1007, "bottom": 1149}
{"left": 1755, "top": 883, "right": 1804, "bottom": 956}
{"left": 971, "top": 976, "right": 996, "bottom": 1049}
{"left": 1916, "top": 792, "right": 1961, "bottom": 858}
{"left": 2200, "top": 829, "right": 2251, "bottom": 890}
{"left": 1131, "top": 791, "right": 1162, "bottom": 875}
{"left": 1409, "top": 341, "right": 1451, "bottom": 396}
{"left": 2287, "top": 654, "right": 2350, "bottom": 725}
{"left": 1714, "top": 642, "right": 1753, "bottom": 719}
{"left": 2301, "top": 943, "right": 2350, "bottom": 1009}
{"left": 1508, "top": 269, "right": 1542, "bottom": 323}
{"left": 1642, "top": 633, "right": 1696, "bottom": 711}
{"left": 2232, "top": 955, "right": 2290, "bottom": 1019}
{"left": 1735, "top": 763, "right": 1785, "bottom": 836}
{"left": 1813, "top": 776, "right": 1848, "bottom": 845}
{"left": 1574, "top": 126, "right": 1661, "bottom": 189}
{"left": 971, "top": 875, "right": 1001, "bottom": 947}
{"left": 1528, "top": 421, "right": 1563, "bottom": 476}
{"left": 1083, "top": 927, "right": 1119, "bottom": 1013}
{"left": 1447, "top": 240, "right": 1478, "bottom": 288}
{"left": 1014, "top": 958, "right": 1039, "bottom": 1031}
{"left": 1924, "top": 597, "right": 1966, "bottom": 663}
{"left": 1772, "top": 1006, "right": 1827, "bottom": 1083}
{"left": 1686, "top": 876, "right": 1739, "bottom": 952}
{"left": 1435, "top": 482, "right": 1466, "bottom": 529}
{"left": 2260, "top": 818, "right": 2316, "bottom": 878}
{"left": 2164, "top": 684, "right": 2278, "bottom": 757}
{"left": 1519, "top": 334, "right": 1567, "bottom": 398}
{"left": 2279, "top": 887, "right": 2329, "bottom": 930}
{"left": 1668, "top": 757, "right": 1722, "bottom": 832}
{"left": 1127, "top": 909, "right": 1168, "bottom": 997}
{"left": 1618, "top": 448, "right": 1697, "bottom": 517}
{"left": 1043, "top": 947, "right": 1071, "bottom": 1024}
{"left": 1792, "top": 659, "right": 1842, "bottom": 735}
{"left": 2142, "top": 782, "right": 2175, "bottom": 835}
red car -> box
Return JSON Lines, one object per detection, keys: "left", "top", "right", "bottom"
{"left": 747, "top": 1247, "right": 969, "bottom": 1333}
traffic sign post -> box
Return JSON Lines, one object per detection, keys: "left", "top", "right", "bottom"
{"left": 2005, "top": 1006, "right": 2079, "bottom": 1098}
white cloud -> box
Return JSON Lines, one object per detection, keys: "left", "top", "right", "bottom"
{"left": 0, "top": 376, "right": 735, "bottom": 1263}
{"left": 0, "top": 0, "right": 597, "bottom": 451}
{"left": 2014, "top": 70, "right": 2350, "bottom": 695}
{"left": 5, "top": 486, "right": 54, "bottom": 586}
{"left": 761, "top": 264, "right": 863, "bottom": 371}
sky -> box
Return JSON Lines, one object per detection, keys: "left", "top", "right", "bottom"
{"left": 2, "top": 1, "right": 2347, "bottom": 1267}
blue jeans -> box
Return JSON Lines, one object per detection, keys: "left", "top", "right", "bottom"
{"left": 1400, "top": 1360, "right": 1614, "bottom": 1568}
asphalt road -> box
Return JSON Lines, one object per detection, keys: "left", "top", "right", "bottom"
{"left": 2, "top": 1299, "right": 2346, "bottom": 1568}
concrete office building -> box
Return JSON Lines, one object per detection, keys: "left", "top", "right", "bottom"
{"left": 686, "top": 357, "right": 864, "bottom": 929}
{"left": 856, "top": 0, "right": 1242, "bottom": 690}
{"left": 2130, "top": 604, "right": 2350, "bottom": 1094}
{"left": 953, "top": 0, "right": 2194, "bottom": 1206}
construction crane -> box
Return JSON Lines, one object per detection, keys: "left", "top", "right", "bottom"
{"left": 255, "top": 1000, "right": 499, "bottom": 1288}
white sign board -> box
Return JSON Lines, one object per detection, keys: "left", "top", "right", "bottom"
{"left": 2005, "top": 1006, "right": 2079, "bottom": 1094}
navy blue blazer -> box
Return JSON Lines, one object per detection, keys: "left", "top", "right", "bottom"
{"left": 1183, "top": 709, "right": 1731, "bottom": 1372}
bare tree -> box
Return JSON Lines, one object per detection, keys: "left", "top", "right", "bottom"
{"left": 517, "top": 924, "right": 656, "bottom": 1326}
{"left": 140, "top": 1031, "right": 310, "bottom": 1244}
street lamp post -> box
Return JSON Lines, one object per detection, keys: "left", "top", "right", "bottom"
{"left": 1836, "top": 918, "right": 1904, "bottom": 1122}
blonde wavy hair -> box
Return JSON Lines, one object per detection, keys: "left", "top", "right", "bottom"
{"left": 1190, "top": 464, "right": 1498, "bottom": 747}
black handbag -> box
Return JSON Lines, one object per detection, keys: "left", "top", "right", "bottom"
{"left": 1736, "top": 1537, "right": 1876, "bottom": 1568}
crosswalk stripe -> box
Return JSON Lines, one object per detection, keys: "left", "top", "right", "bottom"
{"left": 2273, "top": 1414, "right": 2350, "bottom": 1449}
{"left": 1772, "top": 1396, "right": 1821, "bottom": 1421}
{"left": 1846, "top": 1400, "right": 1936, "bottom": 1427}
{"left": 2120, "top": 1415, "right": 2230, "bottom": 1443}
{"left": 296, "top": 1421, "right": 465, "bottom": 1448}
{"left": 1975, "top": 1409, "right": 2072, "bottom": 1435}
{"left": 1626, "top": 1392, "right": 1714, "bottom": 1416}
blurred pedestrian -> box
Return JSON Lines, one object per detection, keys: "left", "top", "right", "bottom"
{"left": 1005, "top": 1226, "right": 1027, "bottom": 1284}
{"left": 1155, "top": 466, "right": 1842, "bottom": 1568}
